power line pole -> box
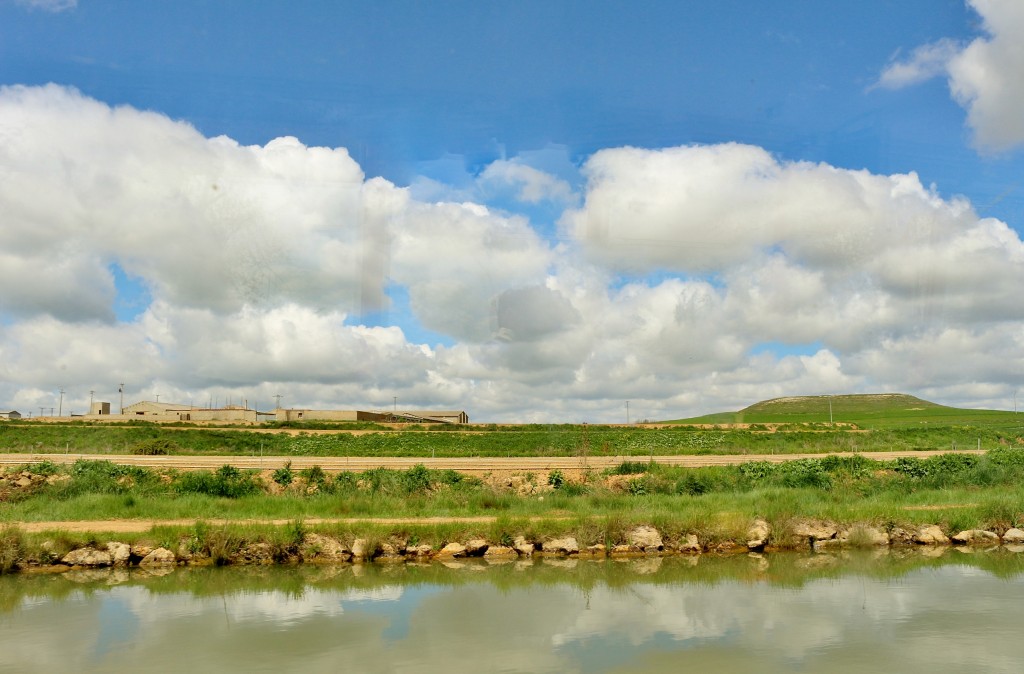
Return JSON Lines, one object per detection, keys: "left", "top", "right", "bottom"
{"left": 274, "top": 394, "right": 282, "bottom": 409}
{"left": 89, "top": 390, "right": 94, "bottom": 411}
{"left": 626, "top": 400, "right": 630, "bottom": 425}
{"left": 58, "top": 388, "right": 64, "bottom": 417}
{"left": 119, "top": 383, "right": 124, "bottom": 415}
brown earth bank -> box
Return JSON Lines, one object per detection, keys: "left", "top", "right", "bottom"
{"left": 0, "top": 450, "right": 987, "bottom": 475}
{"left": 3, "top": 518, "right": 1022, "bottom": 576}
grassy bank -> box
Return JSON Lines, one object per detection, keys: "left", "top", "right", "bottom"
{"left": 3, "top": 451, "right": 1024, "bottom": 538}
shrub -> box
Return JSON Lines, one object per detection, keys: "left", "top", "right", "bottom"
{"left": 739, "top": 461, "right": 775, "bottom": 483}
{"left": 130, "top": 438, "right": 180, "bottom": 455}
{"left": 610, "top": 461, "right": 649, "bottom": 475}
{"left": 547, "top": 469, "right": 565, "bottom": 489}
{"left": 402, "top": 464, "right": 432, "bottom": 494}
{"left": 0, "top": 526, "right": 25, "bottom": 574}
{"left": 272, "top": 462, "right": 294, "bottom": 487}
{"left": 175, "top": 465, "right": 261, "bottom": 498}
{"left": 300, "top": 465, "right": 329, "bottom": 492}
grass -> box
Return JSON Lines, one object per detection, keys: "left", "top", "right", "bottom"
{"left": 3, "top": 417, "right": 1023, "bottom": 457}
{"left": 4, "top": 453, "right": 1024, "bottom": 537}
{"left": 672, "top": 393, "right": 1024, "bottom": 430}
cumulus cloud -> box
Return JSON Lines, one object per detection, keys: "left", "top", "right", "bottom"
{"left": 3, "top": 84, "right": 1024, "bottom": 420}
{"left": 876, "top": 0, "right": 1024, "bottom": 151}
{"left": 947, "top": 0, "right": 1024, "bottom": 150}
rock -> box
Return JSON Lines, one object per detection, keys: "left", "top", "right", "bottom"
{"left": 131, "top": 544, "right": 154, "bottom": 559}
{"left": 677, "top": 534, "right": 701, "bottom": 554}
{"left": 140, "top": 548, "right": 176, "bottom": 566}
{"left": 841, "top": 526, "right": 890, "bottom": 547}
{"left": 1002, "top": 528, "right": 1024, "bottom": 544}
{"left": 238, "top": 543, "right": 274, "bottom": 564}
{"left": 543, "top": 537, "right": 579, "bottom": 555}
{"left": 610, "top": 544, "right": 637, "bottom": 555}
{"left": 379, "top": 543, "right": 403, "bottom": 559}
{"left": 300, "top": 534, "right": 350, "bottom": 562}
{"left": 791, "top": 520, "right": 837, "bottom": 542}
{"left": 351, "top": 538, "right": 369, "bottom": 560}
{"left": 465, "top": 539, "right": 490, "bottom": 556}
{"left": 483, "top": 545, "right": 517, "bottom": 558}
{"left": 106, "top": 542, "right": 131, "bottom": 566}
{"left": 582, "top": 544, "right": 607, "bottom": 557}
{"left": 409, "top": 544, "right": 433, "bottom": 557}
{"left": 628, "top": 526, "right": 663, "bottom": 552}
{"left": 952, "top": 530, "right": 1000, "bottom": 545}
{"left": 914, "top": 525, "right": 949, "bottom": 545}
{"left": 436, "top": 542, "right": 467, "bottom": 558}
{"left": 513, "top": 536, "right": 535, "bottom": 557}
{"left": 15, "top": 476, "right": 32, "bottom": 488}
{"left": 746, "top": 519, "right": 770, "bottom": 550}
{"left": 62, "top": 547, "right": 113, "bottom": 567}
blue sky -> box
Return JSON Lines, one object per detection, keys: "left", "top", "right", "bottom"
{"left": 2, "top": 0, "right": 1023, "bottom": 420}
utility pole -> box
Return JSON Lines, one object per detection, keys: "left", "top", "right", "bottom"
{"left": 393, "top": 396, "right": 397, "bottom": 413}
{"left": 119, "top": 383, "right": 124, "bottom": 415}
{"left": 828, "top": 396, "right": 833, "bottom": 427}
{"left": 155, "top": 394, "right": 160, "bottom": 403}
{"left": 626, "top": 401, "right": 630, "bottom": 425}
{"left": 89, "top": 390, "right": 94, "bottom": 411}
{"left": 39, "top": 407, "right": 45, "bottom": 418}
{"left": 274, "top": 394, "right": 282, "bottom": 409}
{"left": 58, "top": 388, "right": 64, "bottom": 417}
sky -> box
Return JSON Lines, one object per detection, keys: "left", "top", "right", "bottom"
{"left": 1, "top": 0, "right": 1024, "bottom": 422}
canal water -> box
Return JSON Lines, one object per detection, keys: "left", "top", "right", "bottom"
{"left": 2, "top": 550, "right": 1023, "bottom": 673}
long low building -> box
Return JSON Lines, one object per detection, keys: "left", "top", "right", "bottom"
{"left": 75, "top": 400, "right": 467, "bottom": 425}
{"left": 276, "top": 409, "right": 469, "bottom": 424}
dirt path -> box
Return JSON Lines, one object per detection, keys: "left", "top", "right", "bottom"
{"left": 0, "top": 449, "right": 986, "bottom": 475}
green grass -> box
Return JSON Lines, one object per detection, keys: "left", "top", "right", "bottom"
{"left": 671, "top": 393, "right": 1024, "bottom": 430}
{"left": 4, "top": 418, "right": 1023, "bottom": 457}
{"left": 4, "top": 453, "right": 1024, "bottom": 535}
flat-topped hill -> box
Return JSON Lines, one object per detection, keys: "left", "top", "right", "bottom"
{"left": 670, "top": 393, "right": 1017, "bottom": 428}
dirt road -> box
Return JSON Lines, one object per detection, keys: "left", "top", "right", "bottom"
{"left": 0, "top": 449, "right": 986, "bottom": 474}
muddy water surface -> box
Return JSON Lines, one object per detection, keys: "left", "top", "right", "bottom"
{"left": 1, "top": 550, "right": 1023, "bottom": 673}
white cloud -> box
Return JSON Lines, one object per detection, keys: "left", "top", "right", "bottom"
{"left": 948, "top": 0, "right": 1024, "bottom": 150}
{"left": 876, "top": 1, "right": 1024, "bottom": 151}
{"left": 875, "top": 38, "right": 961, "bottom": 90}
{"left": 3, "top": 85, "right": 1024, "bottom": 421}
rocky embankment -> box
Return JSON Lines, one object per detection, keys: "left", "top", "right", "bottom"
{"left": 7, "top": 520, "right": 1024, "bottom": 574}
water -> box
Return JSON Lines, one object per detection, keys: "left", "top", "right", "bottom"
{"left": 2, "top": 550, "right": 1023, "bottom": 673}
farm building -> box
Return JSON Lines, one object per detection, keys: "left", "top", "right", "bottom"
{"left": 276, "top": 409, "right": 469, "bottom": 424}
{"left": 0, "top": 410, "right": 22, "bottom": 420}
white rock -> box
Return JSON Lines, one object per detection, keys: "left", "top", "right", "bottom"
{"left": 628, "top": 526, "right": 663, "bottom": 552}
{"left": 914, "top": 525, "right": 949, "bottom": 545}
{"left": 62, "top": 547, "right": 112, "bottom": 567}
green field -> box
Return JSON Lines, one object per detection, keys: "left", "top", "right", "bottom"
{"left": 671, "top": 393, "right": 1024, "bottom": 429}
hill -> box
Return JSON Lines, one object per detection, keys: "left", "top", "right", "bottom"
{"left": 669, "top": 393, "right": 1020, "bottom": 428}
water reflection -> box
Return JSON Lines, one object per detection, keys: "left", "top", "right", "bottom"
{"left": 2, "top": 550, "right": 1023, "bottom": 673}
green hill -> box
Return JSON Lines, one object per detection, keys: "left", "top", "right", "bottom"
{"left": 669, "top": 393, "right": 1020, "bottom": 429}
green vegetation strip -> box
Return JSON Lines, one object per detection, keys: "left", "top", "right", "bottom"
{"left": 2, "top": 419, "right": 1022, "bottom": 457}
{"left": 3, "top": 450, "right": 1024, "bottom": 540}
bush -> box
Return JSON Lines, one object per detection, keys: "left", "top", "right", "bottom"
{"left": 402, "top": 464, "right": 432, "bottom": 494}
{"left": 130, "top": 438, "right": 180, "bottom": 455}
{"left": 547, "top": 469, "right": 565, "bottom": 489}
{"left": 0, "top": 526, "right": 24, "bottom": 574}
{"left": 272, "top": 462, "right": 294, "bottom": 487}
{"left": 610, "top": 461, "right": 649, "bottom": 475}
{"left": 175, "top": 465, "right": 262, "bottom": 498}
